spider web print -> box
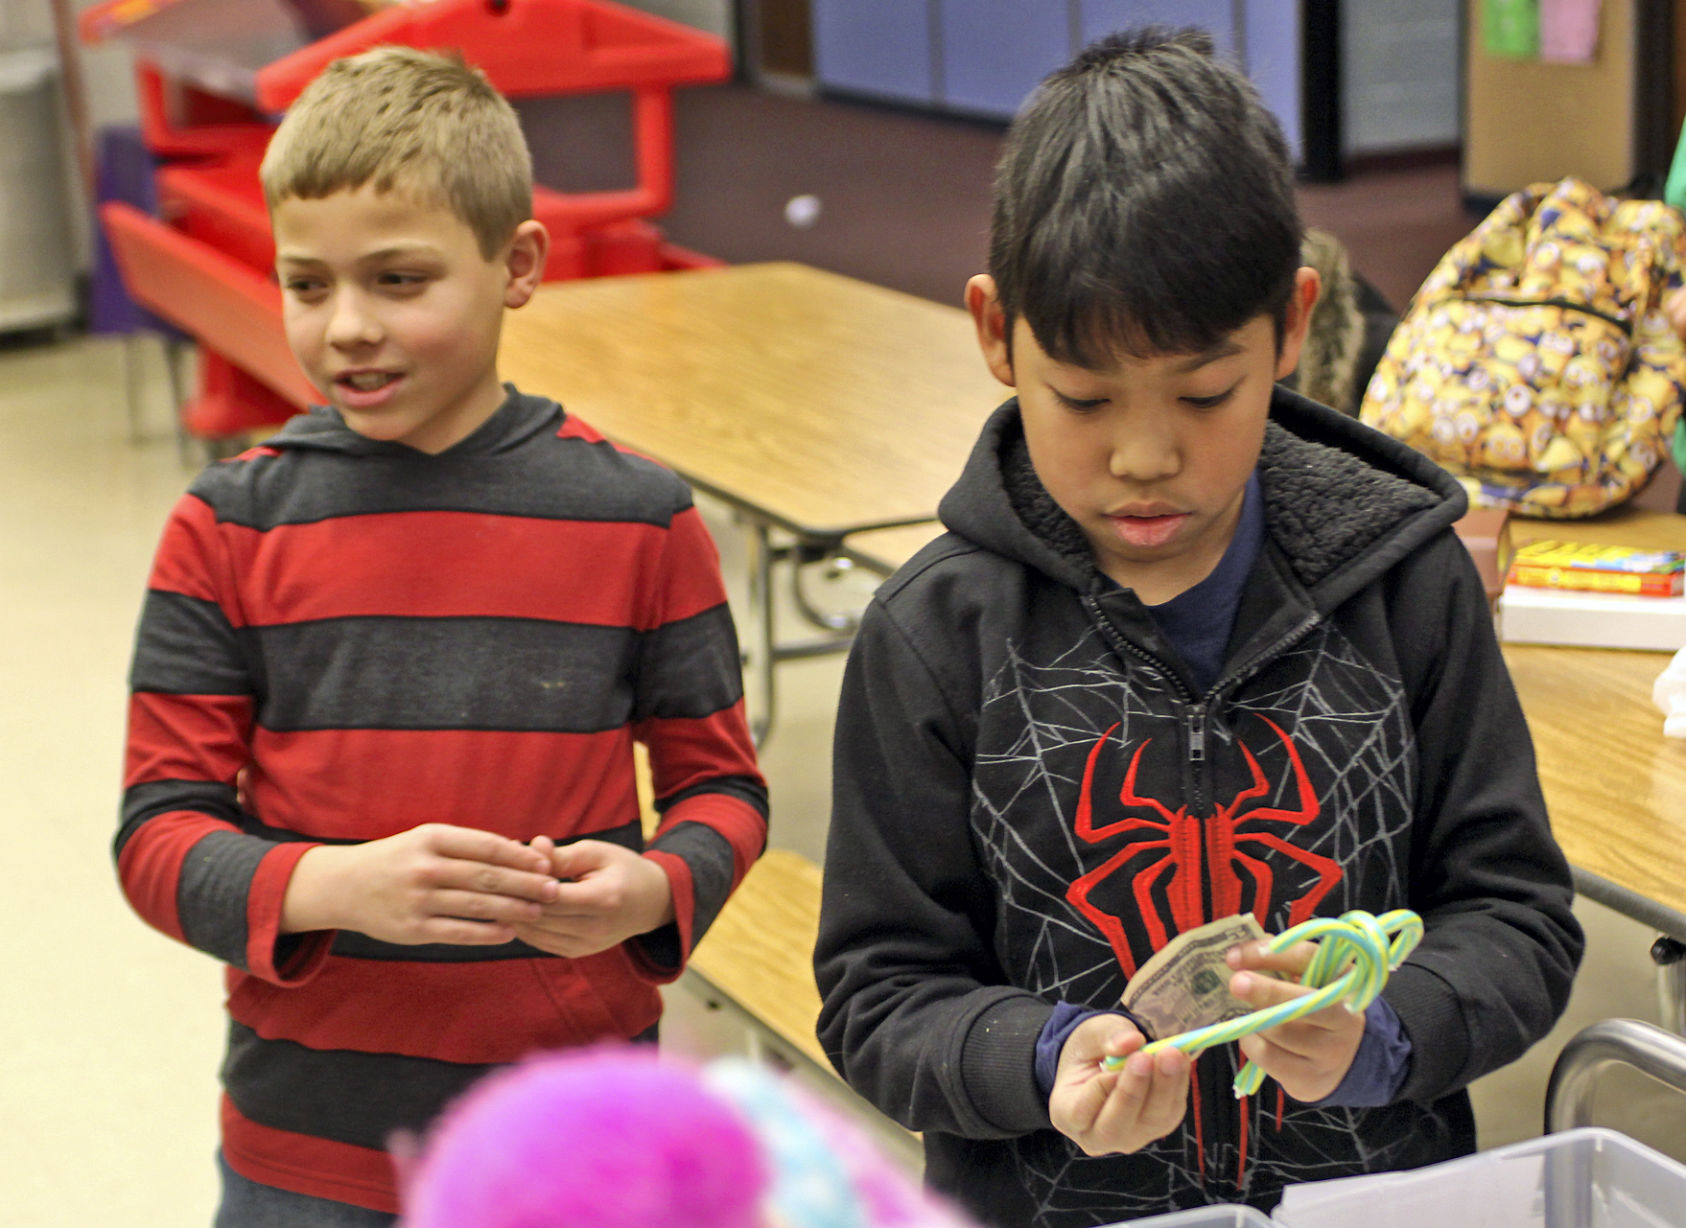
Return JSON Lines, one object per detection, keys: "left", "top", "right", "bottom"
{"left": 967, "top": 619, "right": 1445, "bottom": 1226}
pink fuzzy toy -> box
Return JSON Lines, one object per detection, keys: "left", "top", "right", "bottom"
{"left": 399, "top": 1047, "right": 765, "bottom": 1228}
{"left": 397, "top": 1046, "right": 977, "bottom": 1228}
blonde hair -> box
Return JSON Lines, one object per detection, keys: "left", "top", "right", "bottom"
{"left": 260, "top": 45, "right": 533, "bottom": 259}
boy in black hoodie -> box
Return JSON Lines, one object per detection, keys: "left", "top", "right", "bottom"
{"left": 814, "top": 28, "right": 1581, "bottom": 1227}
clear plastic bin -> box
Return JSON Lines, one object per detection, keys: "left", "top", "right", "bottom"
{"left": 1102, "top": 1206, "right": 1273, "bottom": 1228}
{"left": 1272, "top": 1127, "right": 1686, "bottom": 1228}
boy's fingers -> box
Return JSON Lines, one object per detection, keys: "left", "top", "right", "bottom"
{"left": 1092, "top": 1022, "right": 1146, "bottom": 1064}
{"left": 1232, "top": 968, "right": 1305, "bottom": 1004}
{"left": 1227, "top": 938, "right": 1317, "bottom": 977}
{"left": 1231, "top": 970, "right": 1356, "bottom": 1047}
{"left": 432, "top": 888, "right": 545, "bottom": 925}
{"left": 1232, "top": 972, "right": 1346, "bottom": 1037}
{"left": 1061, "top": 1070, "right": 1117, "bottom": 1135}
{"left": 546, "top": 838, "right": 621, "bottom": 877}
{"left": 1093, "top": 1048, "right": 1186, "bottom": 1140}
{"left": 430, "top": 854, "right": 559, "bottom": 904}
{"left": 414, "top": 917, "right": 519, "bottom": 946}
{"left": 1142, "top": 1048, "right": 1189, "bottom": 1121}
{"left": 428, "top": 824, "right": 552, "bottom": 874}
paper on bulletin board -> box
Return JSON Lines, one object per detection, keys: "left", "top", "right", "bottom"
{"left": 1540, "top": 0, "right": 1601, "bottom": 64}
{"left": 1483, "top": 0, "right": 1540, "bottom": 59}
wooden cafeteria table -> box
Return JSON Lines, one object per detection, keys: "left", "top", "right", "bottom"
{"left": 1499, "top": 507, "right": 1686, "bottom": 1027}
{"left": 497, "top": 262, "right": 1002, "bottom": 743}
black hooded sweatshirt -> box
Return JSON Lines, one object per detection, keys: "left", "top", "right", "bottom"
{"left": 814, "top": 389, "right": 1582, "bottom": 1226}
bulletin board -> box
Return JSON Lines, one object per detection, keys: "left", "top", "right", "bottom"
{"left": 1462, "top": 0, "right": 1669, "bottom": 202}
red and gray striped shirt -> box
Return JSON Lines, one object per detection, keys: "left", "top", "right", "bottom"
{"left": 118, "top": 388, "right": 767, "bottom": 1211}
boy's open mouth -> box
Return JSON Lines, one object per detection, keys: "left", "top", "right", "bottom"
{"left": 340, "top": 372, "right": 398, "bottom": 392}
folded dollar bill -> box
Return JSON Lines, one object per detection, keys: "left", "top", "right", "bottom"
{"left": 1121, "top": 914, "right": 1268, "bottom": 1041}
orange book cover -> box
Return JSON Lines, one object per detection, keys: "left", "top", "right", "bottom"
{"left": 1506, "top": 539, "right": 1685, "bottom": 597}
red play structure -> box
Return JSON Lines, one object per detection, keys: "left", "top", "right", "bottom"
{"left": 81, "top": 0, "right": 730, "bottom": 442}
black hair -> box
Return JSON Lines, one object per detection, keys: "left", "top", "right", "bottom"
{"left": 988, "top": 27, "right": 1303, "bottom": 367}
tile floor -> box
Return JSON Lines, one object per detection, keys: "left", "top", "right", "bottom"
{"left": 4, "top": 330, "right": 1682, "bottom": 1228}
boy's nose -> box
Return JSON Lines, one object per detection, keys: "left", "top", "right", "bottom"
{"left": 1107, "top": 419, "right": 1180, "bottom": 482}
{"left": 325, "top": 291, "right": 382, "bottom": 348}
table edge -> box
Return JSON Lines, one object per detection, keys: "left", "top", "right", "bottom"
{"left": 1573, "top": 866, "right": 1686, "bottom": 943}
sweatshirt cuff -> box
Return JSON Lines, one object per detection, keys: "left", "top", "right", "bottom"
{"left": 1383, "top": 960, "right": 1471, "bottom": 1102}
{"left": 1034, "top": 1003, "right": 1110, "bottom": 1096}
{"left": 1307, "top": 997, "right": 1412, "bottom": 1107}
{"left": 959, "top": 995, "right": 1058, "bottom": 1133}
{"left": 625, "top": 849, "right": 691, "bottom": 982}
{"left": 249, "top": 842, "right": 333, "bottom": 985}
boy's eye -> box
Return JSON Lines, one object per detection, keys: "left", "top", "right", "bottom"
{"left": 282, "top": 276, "right": 326, "bottom": 299}
{"left": 1053, "top": 389, "right": 1107, "bottom": 412}
{"left": 377, "top": 271, "right": 429, "bottom": 291}
{"left": 1182, "top": 384, "right": 1238, "bottom": 410}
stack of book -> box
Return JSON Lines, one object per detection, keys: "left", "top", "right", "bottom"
{"left": 1498, "top": 539, "right": 1686, "bottom": 650}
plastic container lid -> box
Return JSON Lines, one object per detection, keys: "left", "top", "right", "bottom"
{"left": 1100, "top": 1206, "right": 1273, "bottom": 1228}
{"left": 1273, "top": 1127, "right": 1686, "bottom": 1228}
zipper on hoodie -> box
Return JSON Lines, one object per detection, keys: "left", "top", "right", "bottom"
{"left": 1082, "top": 594, "right": 1195, "bottom": 703}
{"left": 1187, "top": 709, "right": 1206, "bottom": 763}
{"left": 1457, "top": 293, "right": 1633, "bottom": 335}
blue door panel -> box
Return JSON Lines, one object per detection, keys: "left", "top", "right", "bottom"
{"left": 1077, "top": 0, "right": 1238, "bottom": 60}
{"left": 813, "top": 0, "right": 938, "bottom": 106}
{"left": 938, "top": 0, "right": 1073, "bottom": 120}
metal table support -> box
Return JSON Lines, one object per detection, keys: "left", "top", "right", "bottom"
{"left": 741, "top": 520, "right": 895, "bottom": 746}
{"left": 1544, "top": 1017, "right": 1686, "bottom": 1134}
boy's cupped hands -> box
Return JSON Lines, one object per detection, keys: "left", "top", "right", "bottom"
{"left": 282, "top": 827, "right": 677, "bottom": 956}
{"left": 510, "top": 835, "right": 677, "bottom": 959}
{"left": 281, "top": 823, "right": 562, "bottom": 945}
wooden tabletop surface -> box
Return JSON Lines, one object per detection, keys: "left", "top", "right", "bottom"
{"left": 497, "top": 262, "right": 1004, "bottom": 539}
{"left": 1500, "top": 506, "right": 1686, "bottom": 937}
{"left": 687, "top": 848, "right": 829, "bottom": 1071}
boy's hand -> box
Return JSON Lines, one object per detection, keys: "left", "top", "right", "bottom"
{"left": 1666, "top": 287, "right": 1686, "bottom": 340}
{"left": 282, "top": 823, "right": 561, "bottom": 945}
{"left": 1050, "top": 1014, "right": 1190, "bottom": 1156}
{"left": 1226, "top": 939, "right": 1365, "bottom": 1102}
{"left": 509, "top": 836, "right": 676, "bottom": 959}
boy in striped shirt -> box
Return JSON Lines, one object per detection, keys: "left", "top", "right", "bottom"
{"left": 118, "top": 45, "right": 766, "bottom": 1224}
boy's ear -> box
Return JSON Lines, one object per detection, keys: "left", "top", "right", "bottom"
{"left": 1273, "top": 265, "right": 1322, "bottom": 381}
{"left": 966, "top": 274, "right": 1017, "bottom": 388}
{"left": 503, "top": 220, "right": 550, "bottom": 308}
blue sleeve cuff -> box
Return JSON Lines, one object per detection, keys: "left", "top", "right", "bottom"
{"left": 1308, "top": 996, "right": 1413, "bottom": 1107}
{"left": 1034, "top": 1002, "right": 1110, "bottom": 1097}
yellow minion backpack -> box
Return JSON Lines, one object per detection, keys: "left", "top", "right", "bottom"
{"left": 1359, "top": 177, "right": 1686, "bottom": 518}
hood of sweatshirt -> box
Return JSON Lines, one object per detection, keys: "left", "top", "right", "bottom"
{"left": 936, "top": 385, "right": 1467, "bottom": 612}
{"left": 261, "top": 384, "right": 561, "bottom": 459}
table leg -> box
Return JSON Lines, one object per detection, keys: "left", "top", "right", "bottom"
{"left": 1655, "top": 936, "right": 1686, "bottom": 1035}
{"left": 745, "top": 518, "right": 777, "bottom": 747}
{"left": 737, "top": 522, "right": 899, "bottom": 747}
